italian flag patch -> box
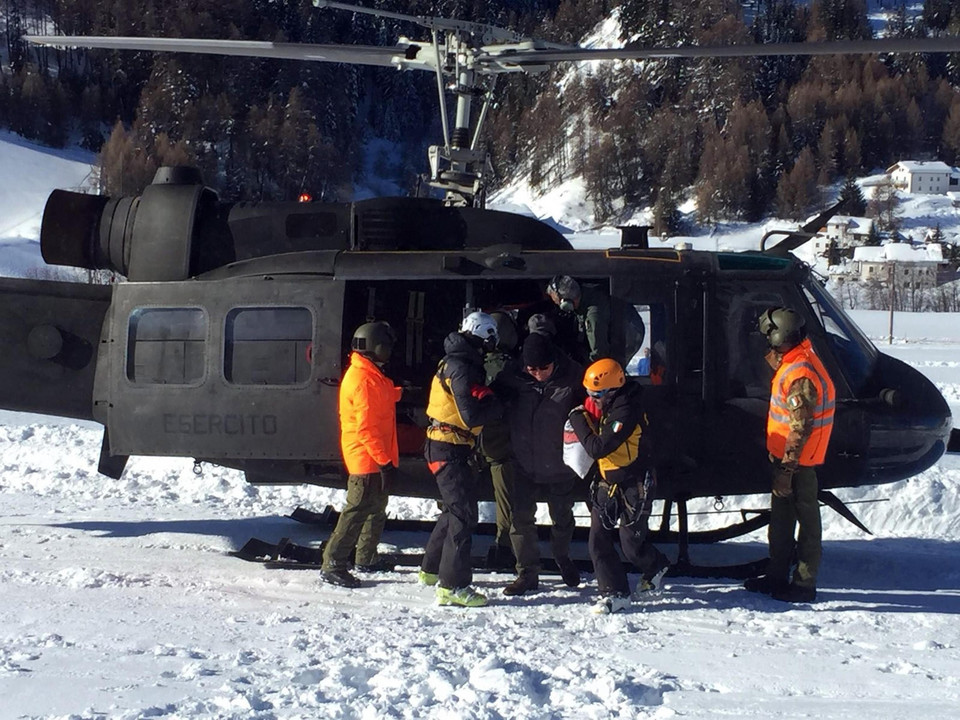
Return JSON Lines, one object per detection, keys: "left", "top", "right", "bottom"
{"left": 611, "top": 420, "right": 623, "bottom": 433}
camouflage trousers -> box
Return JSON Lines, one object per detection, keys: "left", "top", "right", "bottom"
{"left": 768, "top": 464, "right": 822, "bottom": 589}
{"left": 322, "top": 473, "right": 389, "bottom": 570}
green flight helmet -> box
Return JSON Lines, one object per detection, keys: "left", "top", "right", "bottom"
{"left": 759, "top": 307, "right": 806, "bottom": 350}
{"left": 352, "top": 321, "right": 396, "bottom": 363}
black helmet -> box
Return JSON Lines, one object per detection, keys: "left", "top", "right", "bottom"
{"left": 352, "top": 321, "right": 396, "bottom": 363}
{"left": 759, "top": 307, "right": 805, "bottom": 350}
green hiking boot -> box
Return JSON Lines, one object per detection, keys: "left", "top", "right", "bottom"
{"left": 436, "top": 585, "right": 488, "bottom": 608}
{"left": 418, "top": 570, "right": 439, "bottom": 586}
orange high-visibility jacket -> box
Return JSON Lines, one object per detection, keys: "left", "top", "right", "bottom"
{"left": 766, "top": 338, "right": 836, "bottom": 467}
{"left": 339, "top": 352, "right": 402, "bottom": 474}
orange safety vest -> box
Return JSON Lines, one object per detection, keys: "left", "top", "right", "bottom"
{"left": 339, "top": 352, "right": 403, "bottom": 474}
{"left": 766, "top": 338, "right": 836, "bottom": 467}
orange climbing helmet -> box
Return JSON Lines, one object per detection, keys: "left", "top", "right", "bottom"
{"left": 583, "top": 358, "right": 625, "bottom": 393}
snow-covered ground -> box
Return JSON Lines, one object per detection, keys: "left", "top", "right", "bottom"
{"left": 3, "top": 134, "right": 960, "bottom": 719}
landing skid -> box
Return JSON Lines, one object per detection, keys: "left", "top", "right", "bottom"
{"left": 287, "top": 502, "right": 772, "bottom": 580}
{"left": 656, "top": 497, "right": 771, "bottom": 580}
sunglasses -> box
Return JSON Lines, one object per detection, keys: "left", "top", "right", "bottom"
{"left": 526, "top": 363, "right": 554, "bottom": 372}
{"left": 587, "top": 388, "right": 610, "bottom": 399}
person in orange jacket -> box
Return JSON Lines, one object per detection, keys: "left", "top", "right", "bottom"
{"left": 321, "top": 321, "right": 403, "bottom": 588}
{"left": 744, "top": 307, "right": 836, "bottom": 603}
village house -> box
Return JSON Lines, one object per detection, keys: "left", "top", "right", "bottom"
{"left": 810, "top": 215, "right": 874, "bottom": 257}
{"left": 886, "top": 160, "right": 960, "bottom": 195}
{"left": 851, "top": 242, "right": 945, "bottom": 290}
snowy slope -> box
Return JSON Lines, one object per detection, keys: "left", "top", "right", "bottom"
{"left": 2, "top": 133, "right": 960, "bottom": 720}
{"left": 0, "top": 131, "right": 96, "bottom": 278}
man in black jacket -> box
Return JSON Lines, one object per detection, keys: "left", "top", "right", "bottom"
{"left": 568, "top": 358, "right": 671, "bottom": 614}
{"left": 498, "top": 333, "right": 585, "bottom": 595}
{"left": 420, "top": 311, "right": 503, "bottom": 608}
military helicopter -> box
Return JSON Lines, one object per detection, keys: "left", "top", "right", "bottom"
{"left": 8, "top": 2, "right": 958, "bottom": 568}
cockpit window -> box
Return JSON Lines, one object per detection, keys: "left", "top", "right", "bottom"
{"left": 802, "top": 278, "right": 877, "bottom": 393}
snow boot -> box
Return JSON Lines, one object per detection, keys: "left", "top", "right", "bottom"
{"left": 418, "top": 570, "right": 439, "bottom": 586}
{"left": 320, "top": 567, "right": 361, "bottom": 589}
{"left": 633, "top": 562, "right": 670, "bottom": 600}
{"left": 502, "top": 573, "right": 539, "bottom": 596}
{"left": 436, "top": 585, "right": 488, "bottom": 608}
{"left": 556, "top": 556, "right": 581, "bottom": 588}
{"left": 590, "top": 593, "right": 631, "bottom": 615}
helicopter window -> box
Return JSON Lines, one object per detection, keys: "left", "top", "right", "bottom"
{"left": 224, "top": 307, "right": 313, "bottom": 385}
{"left": 802, "top": 279, "right": 877, "bottom": 393}
{"left": 126, "top": 308, "right": 207, "bottom": 385}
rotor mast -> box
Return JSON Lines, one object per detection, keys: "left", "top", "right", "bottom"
{"left": 315, "top": 1, "right": 515, "bottom": 207}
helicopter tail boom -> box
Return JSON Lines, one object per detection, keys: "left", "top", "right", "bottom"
{"left": 0, "top": 276, "right": 110, "bottom": 422}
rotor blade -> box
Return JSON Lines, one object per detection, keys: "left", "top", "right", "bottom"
{"left": 761, "top": 199, "right": 847, "bottom": 257}
{"left": 818, "top": 490, "right": 873, "bottom": 535}
{"left": 480, "top": 35, "right": 960, "bottom": 66}
{"left": 24, "top": 35, "right": 411, "bottom": 68}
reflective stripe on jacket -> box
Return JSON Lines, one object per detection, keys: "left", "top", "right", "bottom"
{"left": 339, "top": 352, "right": 402, "bottom": 474}
{"left": 766, "top": 338, "right": 836, "bottom": 466}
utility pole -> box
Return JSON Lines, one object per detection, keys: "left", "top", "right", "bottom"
{"left": 888, "top": 260, "right": 896, "bottom": 345}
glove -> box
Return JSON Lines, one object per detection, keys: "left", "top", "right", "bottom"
{"left": 378, "top": 463, "right": 400, "bottom": 492}
{"left": 772, "top": 466, "right": 794, "bottom": 498}
{"left": 470, "top": 384, "right": 494, "bottom": 401}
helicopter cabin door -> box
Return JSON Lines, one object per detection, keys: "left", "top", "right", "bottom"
{"left": 95, "top": 276, "right": 345, "bottom": 464}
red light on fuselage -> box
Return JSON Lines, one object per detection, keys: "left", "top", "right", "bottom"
{"left": 298, "top": 192, "right": 312, "bottom": 203}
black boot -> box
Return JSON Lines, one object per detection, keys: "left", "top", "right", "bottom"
{"left": 321, "top": 567, "right": 361, "bottom": 588}
{"left": 771, "top": 583, "right": 817, "bottom": 603}
{"left": 354, "top": 556, "right": 395, "bottom": 573}
{"left": 743, "top": 575, "right": 788, "bottom": 596}
{"left": 503, "top": 572, "right": 539, "bottom": 596}
{"left": 556, "top": 557, "right": 581, "bottom": 588}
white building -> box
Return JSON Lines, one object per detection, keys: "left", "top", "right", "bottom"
{"left": 852, "top": 242, "right": 945, "bottom": 289}
{"left": 886, "top": 160, "right": 959, "bottom": 195}
{"left": 810, "top": 215, "right": 874, "bottom": 257}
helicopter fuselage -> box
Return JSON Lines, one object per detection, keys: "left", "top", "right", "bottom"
{"left": 0, "top": 197, "right": 950, "bottom": 506}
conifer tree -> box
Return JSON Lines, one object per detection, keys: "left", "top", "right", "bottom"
{"left": 838, "top": 175, "right": 867, "bottom": 215}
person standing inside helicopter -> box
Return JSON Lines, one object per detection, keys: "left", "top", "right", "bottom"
{"left": 546, "top": 275, "right": 611, "bottom": 364}
{"left": 567, "top": 358, "right": 671, "bottom": 614}
{"left": 419, "top": 311, "right": 502, "bottom": 607}
{"left": 321, "top": 321, "right": 403, "bottom": 589}
{"left": 744, "top": 307, "right": 835, "bottom": 603}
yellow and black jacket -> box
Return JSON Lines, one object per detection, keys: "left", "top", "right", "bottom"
{"left": 426, "top": 332, "right": 501, "bottom": 446}
{"left": 568, "top": 383, "right": 648, "bottom": 485}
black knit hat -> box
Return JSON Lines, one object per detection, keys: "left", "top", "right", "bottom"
{"left": 522, "top": 333, "right": 556, "bottom": 368}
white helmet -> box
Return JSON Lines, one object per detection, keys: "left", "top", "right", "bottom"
{"left": 460, "top": 311, "right": 499, "bottom": 348}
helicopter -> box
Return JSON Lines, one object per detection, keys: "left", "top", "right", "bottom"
{"left": 7, "top": 1, "right": 958, "bottom": 568}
